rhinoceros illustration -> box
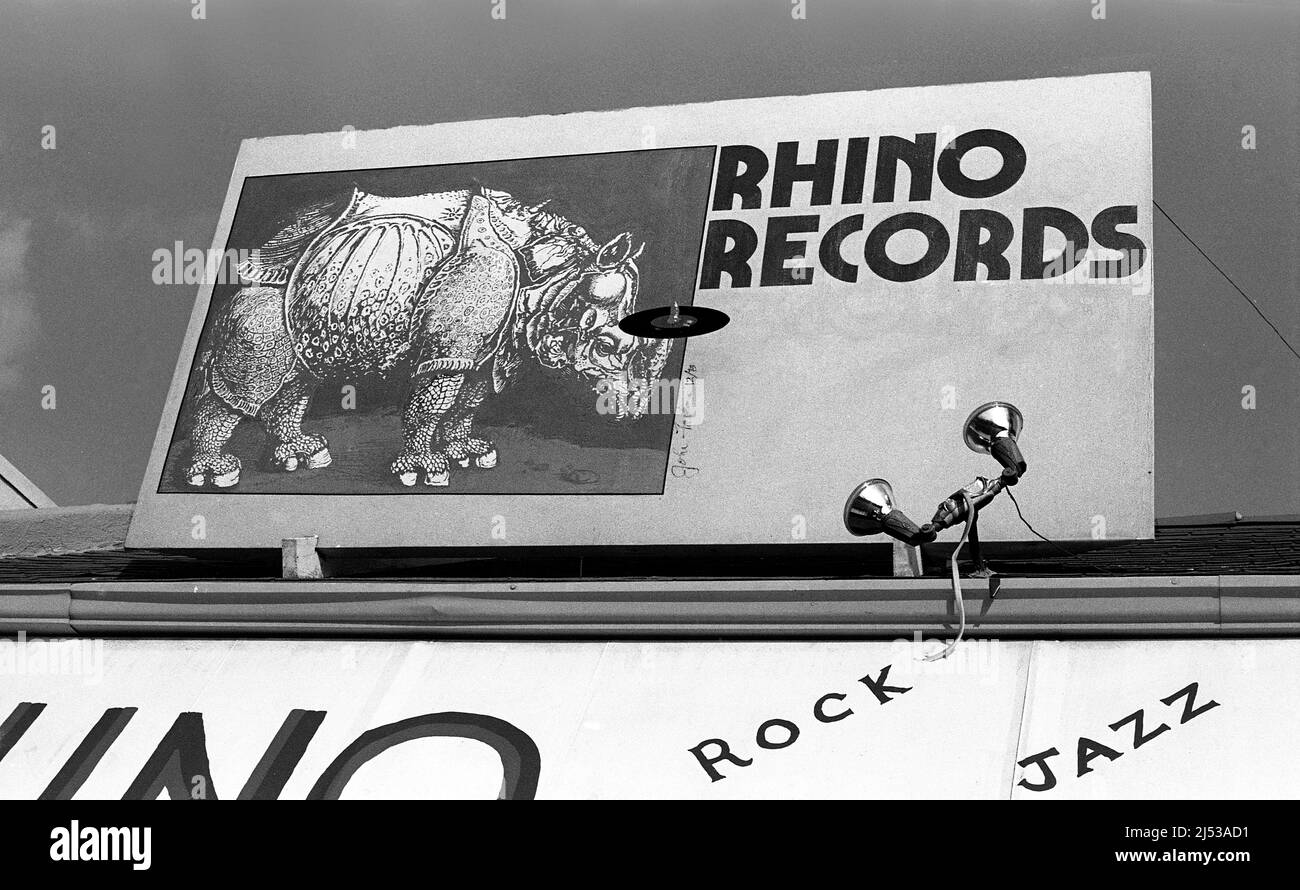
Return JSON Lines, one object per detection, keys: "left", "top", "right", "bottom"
{"left": 183, "top": 185, "right": 671, "bottom": 488}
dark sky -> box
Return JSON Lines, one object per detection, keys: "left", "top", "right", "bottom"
{"left": 0, "top": 0, "right": 1295, "bottom": 517}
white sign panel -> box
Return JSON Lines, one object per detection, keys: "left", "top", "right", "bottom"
{"left": 0, "top": 638, "right": 1287, "bottom": 800}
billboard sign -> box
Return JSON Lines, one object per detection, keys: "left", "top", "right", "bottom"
{"left": 130, "top": 72, "right": 1153, "bottom": 548}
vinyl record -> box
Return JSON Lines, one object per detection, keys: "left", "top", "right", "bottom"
{"left": 618, "top": 304, "right": 730, "bottom": 339}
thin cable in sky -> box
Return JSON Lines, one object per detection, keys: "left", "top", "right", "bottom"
{"left": 1154, "top": 199, "right": 1300, "bottom": 365}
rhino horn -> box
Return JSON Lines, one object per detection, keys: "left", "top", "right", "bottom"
{"left": 636, "top": 335, "right": 672, "bottom": 386}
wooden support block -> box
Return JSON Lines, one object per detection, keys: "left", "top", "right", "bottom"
{"left": 892, "top": 539, "right": 923, "bottom": 578}
{"left": 282, "top": 536, "right": 324, "bottom": 580}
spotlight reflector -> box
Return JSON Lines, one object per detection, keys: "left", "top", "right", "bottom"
{"left": 843, "top": 478, "right": 926, "bottom": 543}
{"left": 963, "top": 400, "right": 1026, "bottom": 479}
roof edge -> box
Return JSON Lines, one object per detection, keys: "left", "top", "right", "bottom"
{"left": 0, "top": 503, "right": 132, "bottom": 558}
{"left": 1157, "top": 512, "right": 1300, "bottom": 527}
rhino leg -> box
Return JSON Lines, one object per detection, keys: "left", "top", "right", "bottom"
{"left": 440, "top": 376, "right": 496, "bottom": 469}
{"left": 184, "top": 284, "right": 299, "bottom": 487}
{"left": 391, "top": 374, "right": 462, "bottom": 486}
{"left": 185, "top": 392, "right": 244, "bottom": 487}
{"left": 260, "top": 374, "right": 330, "bottom": 472}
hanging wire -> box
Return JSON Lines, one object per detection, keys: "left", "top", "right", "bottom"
{"left": 1154, "top": 199, "right": 1300, "bottom": 364}
{"left": 1005, "top": 488, "right": 1117, "bottom": 576}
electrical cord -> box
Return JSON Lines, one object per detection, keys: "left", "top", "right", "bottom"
{"left": 918, "top": 479, "right": 1120, "bottom": 662}
{"left": 921, "top": 490, "right": 973, "bottom": 662}
{"left": 1005, "top": 488, "right": 1116, "bottom": 576}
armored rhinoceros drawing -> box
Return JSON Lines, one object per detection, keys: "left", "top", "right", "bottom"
{"left": 183, "top": 185, "right": 671, "bottom": 488}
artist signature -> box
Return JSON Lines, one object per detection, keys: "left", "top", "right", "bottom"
{"left": 671, "top": 364, "right": 700, "bottom": 479}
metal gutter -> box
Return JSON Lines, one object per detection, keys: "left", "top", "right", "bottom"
{"left": 0, "top": 575, "right": 1297, "bottom": 638}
